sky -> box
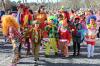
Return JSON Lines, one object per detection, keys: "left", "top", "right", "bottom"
{"left": 10, "top": 0, "right": 61, "bottom": 3}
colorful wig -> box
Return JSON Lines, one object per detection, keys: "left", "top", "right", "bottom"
{"left": 87, "top": 15, "right": 96, "bottom": 24}
{"left": 1, "top": 15, "right": 19, "bottom": 36}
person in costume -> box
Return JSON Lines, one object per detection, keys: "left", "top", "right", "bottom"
{"left": 85, "top": 15, "right": 97, "bottom": 58}
{"left": 59, "top": 25, "right": 71, "bottom": 57}
{"left": 31, "top": 21, "right": 42, "bottom": 62}
{"left": 71, "top": 16, "right": 83, "bottom": 56}
{"left": 44, "top": 16, "right": 58, "bottom": 57}
{"left": 1, "top": 15, "right": 24, "bottom": 66}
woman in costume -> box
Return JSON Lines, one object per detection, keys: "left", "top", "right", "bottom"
{"left": 1, "top": 15, "right": 23, "bottom": 66}
{"left": 85, "top": 16, "right": 97, "bottom": 58}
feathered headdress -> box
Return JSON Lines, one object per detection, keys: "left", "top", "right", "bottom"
{"left": 1, "top": 15, "right": 19, "bottom": 36}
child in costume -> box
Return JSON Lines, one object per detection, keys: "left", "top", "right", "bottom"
{"left": 85, "top": 16, "right": 97, "bottom": 58}
{"left": 72, "top": 16, "right": 83, "bottom": 56}
{"left": 31, "top": 21, "right": 42, "bottom": 62}
{"left": 44, "top": 16, "right": 58, "bottom": 57}
{"left": 1, "top": 15, "right": 24, "bottom": 66}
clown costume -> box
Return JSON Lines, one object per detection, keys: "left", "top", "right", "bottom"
{"left": 85, "top": 16, "right": 97, "bottom": 58}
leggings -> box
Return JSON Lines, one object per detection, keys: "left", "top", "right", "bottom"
{"left": 87, "top": 44, "right": 94, "bottom": 57}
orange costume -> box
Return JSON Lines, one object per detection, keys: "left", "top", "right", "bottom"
{"left": 35, "top": 12, "right": 47, "bottom": 30}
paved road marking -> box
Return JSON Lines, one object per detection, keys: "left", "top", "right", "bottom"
{"left": 0, "top": 55, "right": 12, "bottom": 65}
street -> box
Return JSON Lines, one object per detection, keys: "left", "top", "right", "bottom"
{"left": 0, "top": 29, "right": 100, "bottom": 66}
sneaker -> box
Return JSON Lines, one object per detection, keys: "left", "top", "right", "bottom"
{"left": 73, "top": 53, "right": 76, "bottom": 56}
{"left": 34, "top": 58, "right": 39, "bottom": 61}
{"left": 91, "top": 55, "right": 94, "bottom": 58}
{"left": 45, "top": 54, "right": 49, "bottom": 58}
{"left": 77, "top": 52, "right": 80, "bottom": 56}
{"left": 87, "top": 55, "right": 90, "bottom": 58}
{"left": 55, "top": 52, "right": 58, "bottom": 56}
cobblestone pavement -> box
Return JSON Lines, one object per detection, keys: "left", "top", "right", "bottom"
{"left": 0, "top": 31, "right": 100, "bottom": 66}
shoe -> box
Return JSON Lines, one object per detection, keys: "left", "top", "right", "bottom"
{"left": 87, "top": 55, "right": 90, "bottom": 58}
{"left": 34, "top": 58, "right": 39, "bottom": 61}
{"left": 77, "top": 52, "right": 80, "bottom": 56}
{"left": 64, "top": 55, "right": 69, "bottom": 58}
{"left": 45, "top": 54, "right": 49, "bottom": 58}
{"left": 73, "top": 53, "right": 76, "bottom": 56}
{"left": 55, "top": 52, "right": 58, "bottom": 56}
